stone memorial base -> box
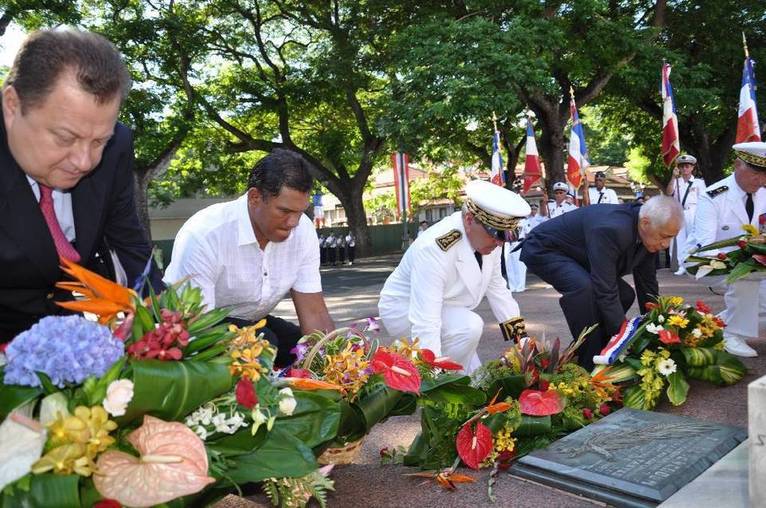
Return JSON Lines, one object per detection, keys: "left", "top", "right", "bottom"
{"left": 510, "top": 408, "right": 747, "bottom": 508}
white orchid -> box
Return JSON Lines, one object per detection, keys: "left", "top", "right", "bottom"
{"left": 645, "top": 323, "right": 664, "bottom": 334}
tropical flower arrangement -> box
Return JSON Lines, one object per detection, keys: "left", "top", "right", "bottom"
{"left": 0, "top": 260, "right": 426, "bottom": 508}
{"left": 593, "top": 296, "right": 746, "bottom": 411}
{"left": 396, "top": 328, "right": 621, "bottom": 499}
{"left": 686, "top": 222, "right": 766, "bottom": 282}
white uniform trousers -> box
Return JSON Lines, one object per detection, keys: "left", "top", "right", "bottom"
{"left": 674, "top": 209, "right": 695, "bottom": 267}
{"left": 505, "top": 241, "right": 527, "bottom": 292}
{"left": 719, "top": 279, "right": 766, "bottom": 338}
{"left": 380, "top": 306, "right": 484, "bottom": 374}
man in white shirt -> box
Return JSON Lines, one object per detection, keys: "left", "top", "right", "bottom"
{"left": 688, "top": 143, "right": 766, "bottom": 357}
{"left": 665, "top": 154, "right": 706, "bottom": 275}
{"left": 587, "top": 171, "right": 620, "bottom": 205}
{"left": 379, "top": 180, "right": 530, "bottom": 373}
{"left": 542, "top": 181, "right": 578, "bottom": 219}
{"left": 165, "top": 150, "right": 334, "bottom": 366}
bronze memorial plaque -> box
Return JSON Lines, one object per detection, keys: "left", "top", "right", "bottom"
{"left": 510, "top": 408, "right": 747, "bottom": 508}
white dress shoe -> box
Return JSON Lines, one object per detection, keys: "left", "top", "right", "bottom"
{"left": 674, "top": 267, "right": 687, "bottom": 276}
{"left": 724, "top": 334, "right": 758, "bottom": 357}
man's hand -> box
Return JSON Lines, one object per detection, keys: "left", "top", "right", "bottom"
{"left": 291, "top": 290, "right": 335, "bottom": 334}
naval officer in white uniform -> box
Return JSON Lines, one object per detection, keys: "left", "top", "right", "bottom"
{"left": 666, "top": 154, "right": 706, "bottom": 275}
{"left": 378, "top": 180, "right": 530, "bottom": 373}
{"left": 689, "top": 142, "right": 766, "bottom": 357}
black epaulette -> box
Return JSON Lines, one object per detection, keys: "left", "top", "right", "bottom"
{"left": 435, "top": 230, "right": 461, "bottom": 251}
{"left": 706, "top": 186, "right": 728, "bottom": 198}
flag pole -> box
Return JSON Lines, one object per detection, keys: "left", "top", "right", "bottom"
{"left": 743, "top": 32, "right": 749, "bottom": 59}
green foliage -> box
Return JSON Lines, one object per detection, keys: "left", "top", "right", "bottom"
{"left": 262, "top": 468, "right": 335, "bottom": 508}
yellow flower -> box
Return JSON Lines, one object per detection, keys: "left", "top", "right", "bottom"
{"left": 48, "top": 412, "right": 89, "bottom": 448}
{"left": 228, "top": 323, "right": 274, "bottom": 381}
{"left": 322, "top": 343, "right": 370, "bottom": 400}
{"left": 668, "top": 296, "right": 684, "bottom": 307}
{"left": 391, "top": 337, "right": 421, "bottom": 360}
{"left": 494, "top": 426, "right": 516, "bottom": 453}
{"left": 32, "top": 443, "right": 93, "bottom": 476}
{"left": 667, "top": 315, "right": 689, "bottom": 329}
{"left": 742, "top": 224, "right": 759, "bottom": 236}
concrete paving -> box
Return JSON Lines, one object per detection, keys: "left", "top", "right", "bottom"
{"left": 254, "top": 255, "right": 766, "bottom": 508}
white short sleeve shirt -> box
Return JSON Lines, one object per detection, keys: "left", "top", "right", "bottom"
{"left": 588, "top": 186, "right": 620, "bottom": 205}
{"left": 164, "top": 193, "right": 322, "bottom": 321}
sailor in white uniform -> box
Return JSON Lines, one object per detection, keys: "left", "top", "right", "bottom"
{"left": 378, "top": 180, "right": 530, "bottom": 373}
{"left": 688, "top": 142, "right": 766, "bottom": 357}
{"left": 666, "top": 154, "right": 706, "bottom": 275}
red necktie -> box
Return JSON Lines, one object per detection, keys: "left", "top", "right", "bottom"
{"left": 38, "top": 185, "right": 81, "bottom": 263}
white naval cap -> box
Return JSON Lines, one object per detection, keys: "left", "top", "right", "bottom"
{"left": 552, "top": 181, "right": 568, "bottom": 192}
{"left": 464, "top": 180, "right": 531, "bottom": 231}
{"left": 734, "top": 141, "right": 766, "bottom": 170}
{"left": 676, "top": 154, "right": 697, "bottom": 165}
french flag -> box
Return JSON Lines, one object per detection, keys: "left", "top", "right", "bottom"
{"left": 566, "top": 96, "right": 589, "bottom": 189}
{"left": 736, "top": 56, "right": 761, "bottom": 143}
{"left": 522, "top": 119, "right": 542, "bottom": 194}
{"left": 660, "top": 63, "right": 680, "bottom": 167}
{"left": 490, "top": 129, "right": 505, "bottom": 186}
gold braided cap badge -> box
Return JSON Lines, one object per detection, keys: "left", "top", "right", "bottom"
{"left": 737, "top": 150, "right": 766, "bottom": 169}
{"left": 465, "top": 198, "right": 521, "bottom": 230}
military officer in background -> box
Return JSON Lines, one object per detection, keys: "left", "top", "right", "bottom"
{"left": 687, "top": 142, "right": 766, "bottom": 357}
{"left": 666, "top": 154, "right": 706, "bottom": 275}
{"left": 541, "top": 181, "right": 578, "bottom": 219}
{"left": 587, "top": 171, "right": 620, "bottom": 205}
{"left": 378, "top": 180, "right": 530, "bottom": 373}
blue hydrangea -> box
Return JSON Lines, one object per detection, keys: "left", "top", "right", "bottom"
{"left": 3, "top": 315, "right": 124, "bottom": 388}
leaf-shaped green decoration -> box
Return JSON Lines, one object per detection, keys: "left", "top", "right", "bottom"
{"left": 120, "top": 359, "right": 233, "bottom": 423}
{"left": 687, "top": 351, "right": 747, "bottom": 385}
{"left": 277, "top": 390, "right": 342, "bottom": 448}
{"left": 0, "top": 382, "right": 41, "bottom": 421}
{"left": 681, "top": 346, "right": 717, "bottom": 367}
{"left": 221, "top": 427, "right": 317, "bottom": 483}
{"left": 1, "top": 473, "right": 80, "bottom": 508}
{"left": 666, "top": 371, "right": 689, "bottom": 406}
{"left": 514, "top": 415, "right": 552, "bottom": 437}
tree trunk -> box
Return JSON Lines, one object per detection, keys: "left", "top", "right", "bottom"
{"left": 133, "top": 166, "right": 153, "bottom": 241}
{"left": 328, "top": 182, "right": 372, "bottom": 258}
{"left": 537, "top": 111, "right": 568, "bottom": 189}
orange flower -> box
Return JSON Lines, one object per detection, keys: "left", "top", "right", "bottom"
{"left": 56, "top": 258, "right": 136, "bottom": 324}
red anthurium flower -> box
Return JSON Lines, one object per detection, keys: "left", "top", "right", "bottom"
{"left": 753, "top": 254, "right": 766, "bottom": 266}
{"left": 285, "top": 368, "right": 312, "bottom": 378}
{"left": 644, "top": 302, "right": 658, "bottom": 310}
{"left": 456, "top": 421, "right": 493, "bottom": 470}
{"left": 695, "top": 300, "right": 711, "bottom": 314}
{"left": 235, "top": 378, "right": 258, "bottom": 409}
{"left": 94, "top": 500, "right": 122, "bottom": 508}
{"left": 371, "top": 350, "right": 421, "bottom": 394}
{"left": 658, "top": 329, "right": 681, "bottom": 345}
{"left": 713, "top": 316, "right": 726, "bottom": 328}
{"left": 418, "top": 349, "right": 463, "bottom": 371}
{"left": 519, "top": 389, "right": 564, "bottom": 416}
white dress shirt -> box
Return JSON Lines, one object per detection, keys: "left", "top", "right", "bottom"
{"left": 164, "top": 193, "right": 322, "bottom": 320}
{"left": 547, "top": 201, "right": 577, "bottom": 218}
{"left": 588, "top": 186, "right": 620, "bottom": 205}
{"left": 27, "top": 176, "right": 76, "bottom": 241}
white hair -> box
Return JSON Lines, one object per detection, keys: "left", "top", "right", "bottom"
{"left": 638, "top": 195, "right": 683, "bottom": 225}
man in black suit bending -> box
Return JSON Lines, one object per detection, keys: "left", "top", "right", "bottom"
{"left": 0, "top": 28, "right": 162, "bottom": 342}
{"left": 520, "top": 196, "right": 683, "bottom": 370}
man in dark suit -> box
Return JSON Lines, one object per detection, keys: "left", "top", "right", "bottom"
{"left": 520, "top": 196, "right": 683, "bottom": 370}
{"left": 0, "top": 28, "right": 162, "bottom": 342}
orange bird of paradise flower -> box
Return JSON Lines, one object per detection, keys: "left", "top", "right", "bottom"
{"left": 55, "top": 257, "right": 137, "bottom": 324}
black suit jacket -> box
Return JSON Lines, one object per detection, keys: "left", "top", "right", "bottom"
{"left": 520, "top": 203, "right": 658, "bottom": 337}
{"left": 0, "top": 119, "right": 163, "bottom": 341}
